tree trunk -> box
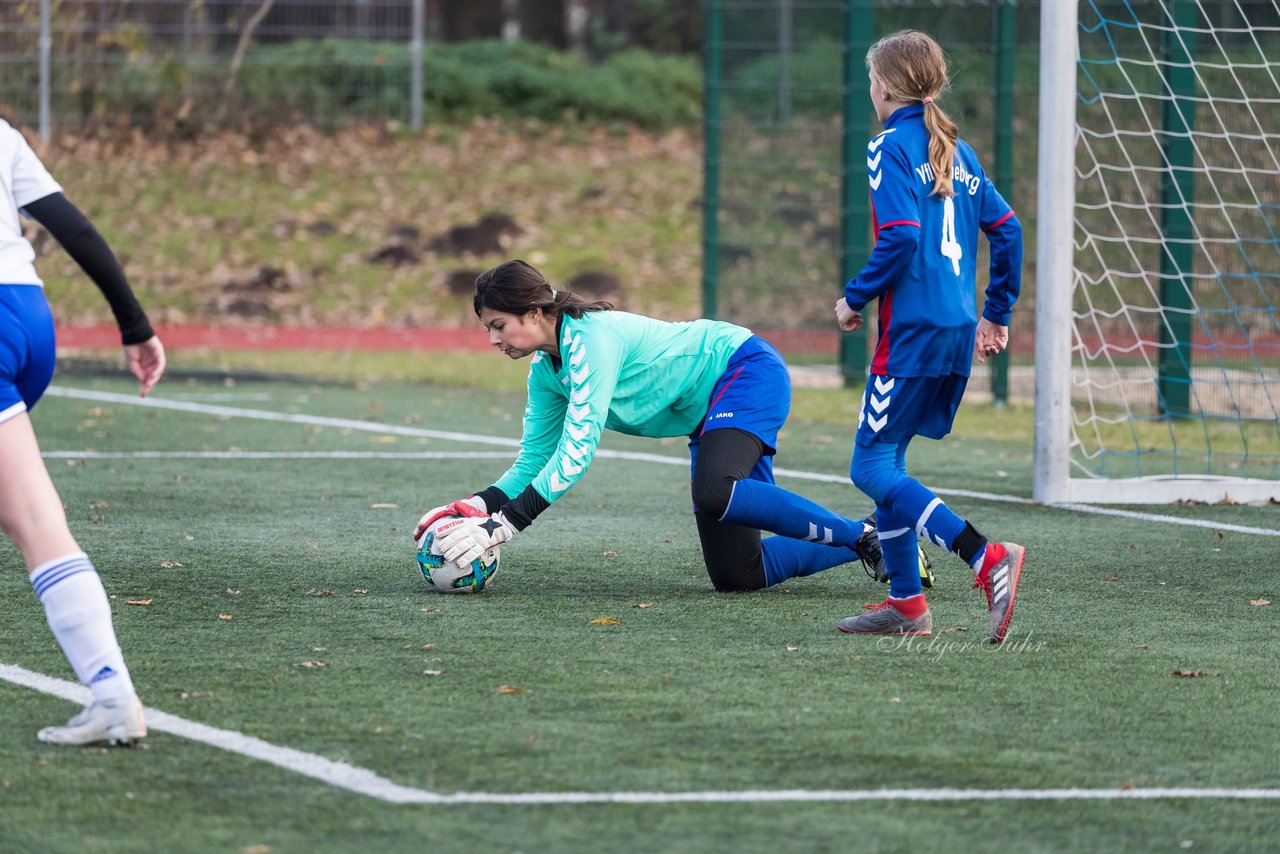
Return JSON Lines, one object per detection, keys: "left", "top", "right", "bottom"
{"left": 441, "top": 0, "right": 504, "bottom": 41}
{"left": 519, "top": 0, "right": 567, "bottom": 48}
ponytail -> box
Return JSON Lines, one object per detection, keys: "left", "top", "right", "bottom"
{"left": 867, "top": 30, "right": 957, "bottom": 197}
{"left": 922, "top": 100, "right": 959, "bottom": 198}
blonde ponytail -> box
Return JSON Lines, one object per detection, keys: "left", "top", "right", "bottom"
{"left": 866, "top": 30, "right": 957, "bottom": 197}
{"left": 923, "top": 100, "right": 959, "bottom": 198}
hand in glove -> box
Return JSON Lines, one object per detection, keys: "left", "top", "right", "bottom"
{"left": 436, "top": 511, "right": 518, "bottom": 566}
{"left": 413, "top": 495, "right": 487, "bottom": 542}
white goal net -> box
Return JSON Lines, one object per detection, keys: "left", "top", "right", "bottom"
{"left": 1034, "top": 0, "right": 1280, "bottom": 504}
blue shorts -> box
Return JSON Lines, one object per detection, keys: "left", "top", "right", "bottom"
{"left": 0, "top": 285, "right": 57, "bottom": 425}
{"left": 854, "top": 372, "right": 968, "bottom": 447}
{"left": 688, "top": 335, "right": 791, "bottom": 485}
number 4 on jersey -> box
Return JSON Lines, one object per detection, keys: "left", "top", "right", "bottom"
{"left": 940, "top": 196, "right": 962, "bottom": 275}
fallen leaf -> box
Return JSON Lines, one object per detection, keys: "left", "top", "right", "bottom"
{"left": 370, "top": 503, "right": 399, "bottom": 509}
{"left": 1211, "top": 529, "right": 1224, "bottom": 539}
{"left": 590, "top": 617, "right": 620, "bottom": 625}
{"left": 126, "top": 599, "right": 153, "bottom": 606}
{"left": 297, "top": 661, "right": 327, "bottom": 669}
{"left": 498, "top": 685, "right": 529, "bottom": 694}
{"left": 890, "top": 696, "right": 902, "bottom": 703}
{"left": 313, "top": 647, "right": 327, "bottom": 652}
{"left": 420, "top": 607, "right": 440, "bottom": 613}
{"left": 305, "top": 588, "right": 335, "bottom": 597}
{"left": 219, "top": 613, "right": 233, "bottom": 621}
{"left": 242, "top": 845, "right": 272, "bottom": 854}
{"left": 632, "top": 603, "right": 654, "bottom": 608}
{"left": 602, "top": 551, "right": 618, "bottom": 558}
{"left": 784, "top": 644, "right": 800, "bottom": 652}
{"left": 1250, "top": 598, "right": 1270, "bottom": 606}
{"left": 225, "top": 588, "right": 241, "bottom": 596}
{"left": 1104, "top": 573, "right": 1121, "bottom": 582}
{"left": 161, "top": 561, "right": 183, "bottom": 568}
{"left": 354, "top": 588, "right": 369, "bottom": 594}
{"left": 179, "top": 690, "right": 209, "bottom": 700}
{"left": 1172, "top": 669, "right": 1208, "bottom": 678}
{"left": 422, "top": 669, "right": 443, "bottom": 677}
{"left": 422, "top": 643, "right": 439, "bottom": 649}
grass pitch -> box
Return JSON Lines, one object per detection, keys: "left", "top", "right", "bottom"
{"left": 2, "top": 368, "right": 1278, "bottom": 852}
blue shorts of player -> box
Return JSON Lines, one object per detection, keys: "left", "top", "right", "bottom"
{"left": 0, "top": 285, "right": 57, "bottom": 426}
{"left": 852, "top": 373, "right": 971, "bottom": 598}
{"left": 689, "top": 334, "right": 789, "bottom": 486}
{"left": 689, "top": 337, "right": 871, "bottom": 590}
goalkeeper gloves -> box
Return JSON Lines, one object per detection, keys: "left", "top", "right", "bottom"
{"left": 436, "top": 511, "right": 517, "bottom": 566}
{"left": 413, "top": 495, "right": 487, "bottom": 542}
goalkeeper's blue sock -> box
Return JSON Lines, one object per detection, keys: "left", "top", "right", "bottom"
{"left": 760, "top": 536, "right": 861, "bottom": 586}
{"left": 721, "top": 479, "right": 865, "bottom": 548}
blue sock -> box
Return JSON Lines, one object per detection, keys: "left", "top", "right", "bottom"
{"left": 761, "top": 536, "right": 862, "bottom": 587}
{"left": 883, "top": 477, "right": 967, "bottom": 552}
{"left": 877, "top": 506, "right": 923, "bottom": 599}
{"left": 721, "top": 479, "right": 866, "bottom": 548}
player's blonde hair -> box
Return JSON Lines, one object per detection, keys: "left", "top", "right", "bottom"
{"left": 866, "top": 30, "right": 958, "bottom": 198}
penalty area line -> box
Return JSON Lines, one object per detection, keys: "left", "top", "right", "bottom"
{"left": 45, "top": 386, "right": 1280, "bottom": 538}
{"left": 3, "top": 663, "right": 1279, "bottom": 806}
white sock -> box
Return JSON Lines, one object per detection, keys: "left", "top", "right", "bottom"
{"left": 31, "top": 553, "right": 136, "bottom": 706}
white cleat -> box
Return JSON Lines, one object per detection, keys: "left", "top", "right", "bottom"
{"left": 37, "top": 697, "right": 147, "bottom": 746}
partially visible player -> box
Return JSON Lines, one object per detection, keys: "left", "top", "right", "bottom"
{"left": 0, "top": 118, "right": 165, "bottom": 744}
{"left": 833, "top": 31, "right": 1026, "bottom": 642}
{"left": 414, "top": 259, "right": 932, "bottom": 594}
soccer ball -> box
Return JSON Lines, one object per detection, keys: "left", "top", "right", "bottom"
{"left": 415, "top": 515, "right": 500, "bottom": 594}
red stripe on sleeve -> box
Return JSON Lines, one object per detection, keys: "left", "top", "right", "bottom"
{"left": 983, "top": 210, "right": 1015, "bottom": 232}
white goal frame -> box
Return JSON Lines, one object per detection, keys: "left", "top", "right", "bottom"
{"left": 1032, "top": 0, "right": 1280, "bottom": 506}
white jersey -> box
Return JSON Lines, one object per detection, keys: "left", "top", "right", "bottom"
{"left": 0, "top": 119, "right": 63, "bottom": 286}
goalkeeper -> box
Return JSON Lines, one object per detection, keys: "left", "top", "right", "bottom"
{"left": 416, "top": 258, "right": 931, "bottom": 593}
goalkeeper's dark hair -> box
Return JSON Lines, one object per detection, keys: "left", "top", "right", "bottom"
{"left": 474, "top": 260, "right": 613, "bottom": 319}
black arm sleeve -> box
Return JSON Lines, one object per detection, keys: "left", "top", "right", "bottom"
{"left": 501, "top": 485, "right": 551, "bottom": 532}
{"left": 472, "top": 486, "right": 510, "bottom": 515}
{"left": 23, "top": 193, "right": 155, "bottom": 345}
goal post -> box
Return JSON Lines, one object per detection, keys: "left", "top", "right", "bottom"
{"left": 1034, "top": 0, "right": 1280, "bottom": 505}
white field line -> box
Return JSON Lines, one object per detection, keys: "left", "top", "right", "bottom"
{"left": 3, "top": 663, "right": 1279, "bottom": 805}
{"left": 42, "top": 450, "right": 517, "bottom": 461}
{"left": 45, "top": 386, "right": 1280, "bottom": 538}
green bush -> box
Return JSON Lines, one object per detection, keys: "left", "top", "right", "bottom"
{"left": 60, "top": 38, "right": 703, "bottom": 131}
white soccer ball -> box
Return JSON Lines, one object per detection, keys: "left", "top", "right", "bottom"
{"left": 415, "top": 515, "right": 500, "bottom": 594}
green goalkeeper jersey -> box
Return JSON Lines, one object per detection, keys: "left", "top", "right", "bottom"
{"left": 492, "top": 310, "right": 752, "bottom": 506}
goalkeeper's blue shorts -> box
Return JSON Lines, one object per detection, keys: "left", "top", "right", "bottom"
{"left": 693, "top": 334, "right": 790, "bottom": 480}
{"left": 0, "top": 284, "right": 56, "bottom": 426}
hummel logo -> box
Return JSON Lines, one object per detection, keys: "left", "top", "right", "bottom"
{"left": 869, "top": 172, "right": 883, "bottom": 191}
{"left": 866, "top": 151, "right": 882, "bottom": 171}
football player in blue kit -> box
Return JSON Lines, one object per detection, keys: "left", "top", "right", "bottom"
{"left": 0, "top": 119, "right": 165, "bottom": 744}
{"left": 833, "top": 31, "right": 1027, "bottom": 643}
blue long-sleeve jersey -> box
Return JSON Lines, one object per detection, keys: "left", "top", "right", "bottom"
{"left": 844, "top": 104, "right": 1023, "bottom": 378}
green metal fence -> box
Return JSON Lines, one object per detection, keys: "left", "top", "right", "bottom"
{"left": 701, "top": 0, "right": 1037, "bottom": 398}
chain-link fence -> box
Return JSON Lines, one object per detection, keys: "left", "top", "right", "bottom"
{"left": 1, "top": 0, "right": 425, "bottom": 135}
{"left": 702, "top": 0, "right": 1039, "bottom": 394}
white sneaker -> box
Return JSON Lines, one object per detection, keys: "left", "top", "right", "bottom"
{"left": 37, "top": 697, "right": 147, "bottom": 746}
